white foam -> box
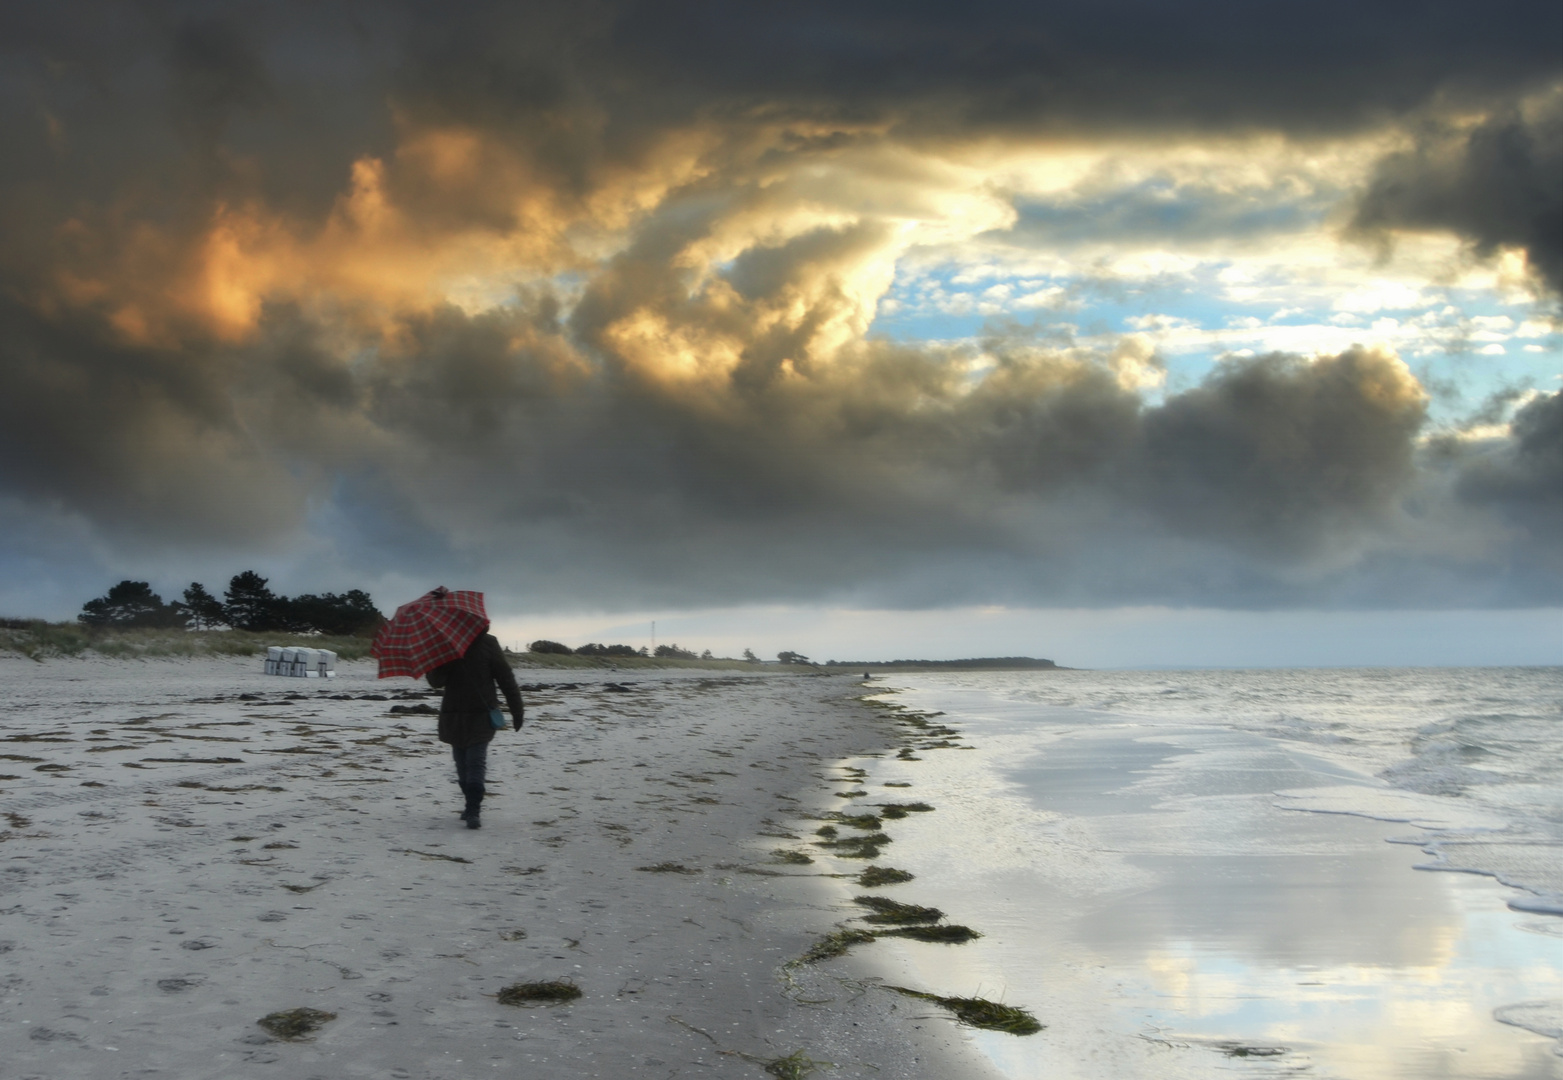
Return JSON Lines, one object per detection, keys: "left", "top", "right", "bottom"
{"left": 1493, "top": 999, "right": 1563, "bottom": 1040}
{"left": 1273, "top": 784, "right": 1510, "bottom": 831}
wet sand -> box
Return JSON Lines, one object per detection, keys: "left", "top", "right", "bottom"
{"left": 0, "top": 656, "right": 1002, "bottom": 1080}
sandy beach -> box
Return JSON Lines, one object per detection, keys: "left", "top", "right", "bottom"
{"left": 0, "top": 655, "right": 1006, "bottom": 1080}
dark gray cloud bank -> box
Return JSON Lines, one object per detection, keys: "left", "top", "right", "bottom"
{"left": 0, "top": 1, "right": 1558, "bottom": 616}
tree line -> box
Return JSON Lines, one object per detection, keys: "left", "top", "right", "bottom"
{"left": 530, "top": 639, "right": 721, "bottom": 659}
{"left": 529, "top": 640, "right": 778, "bottom": 662}
{"left": 79, "top": 573, "right": 383, "bottom": 636}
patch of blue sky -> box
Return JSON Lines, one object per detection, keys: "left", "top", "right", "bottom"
{"left": 865, "top": 164, "right": 1560, "bottom": 423}
{"left": 869, "top": 256, "right": 1559, "bottom": 425}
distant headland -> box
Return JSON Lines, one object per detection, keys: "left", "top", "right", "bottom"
{"left": 823, "top": 657, "right": 1061, "bottom": 671}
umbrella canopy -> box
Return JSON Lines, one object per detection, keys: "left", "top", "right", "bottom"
{"left": 370, "top": 587, "right": 489, "bottom": 679}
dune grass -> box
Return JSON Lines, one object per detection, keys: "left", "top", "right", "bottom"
{"left": 0, "top": 620, "right": 376, "bottom": 662}
{"left": 507, "top": 651, "right": 778, "bottom": 671}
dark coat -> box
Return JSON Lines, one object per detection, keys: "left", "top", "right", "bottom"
{"left": 425, "top": 633, "right": 524, "bottom": 749}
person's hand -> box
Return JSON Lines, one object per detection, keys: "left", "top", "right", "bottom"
{"left": 512, "top": 712, "right": 524, "bottom": 731}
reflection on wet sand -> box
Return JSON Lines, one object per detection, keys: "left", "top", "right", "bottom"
{"left": 850, "top": 696, "right": 1563, "bottom": 1080}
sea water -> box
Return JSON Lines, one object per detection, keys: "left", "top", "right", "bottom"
{"left": 854, "top": 667, "right": 1563, "bottom": 1080}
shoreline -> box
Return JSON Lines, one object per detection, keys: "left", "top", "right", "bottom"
{"left": 0, "top": 655, "right": 1001, "bottom": 1079}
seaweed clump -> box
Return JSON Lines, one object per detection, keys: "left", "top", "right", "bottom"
{"left": 858, "top": 865, "right": 914, "bottom": 887}
{"left": 764, "top": 1050, "right": 825, "bottom": 1078}
{"left": 887, "top": 986, "right": 1042, "bottom": 1035}
{"left": 799, "top": 929, "right": 877, "bottom": 964}
{"left": 828, "top": 812, "right": 883, "bottom": 831}
{"left": 1222, "top": 1044, "right": 1288, "bottom": 1058}
{"left": 854, "top": 896, "right": 943, "bottom": 924}
{"left": 497, "top": 980, "right": 582, "bottom": 1006}
{"left": 634, "top": 862, "right": 701, "bottom": 874}
{"left": 772, "top": 849, "right": 814, "bottom": 865}
{"left": 878, "top": 802, "right": 934, "bottom": 820}
{"left": 257, "top": 1007, "right": 336, "bottom": 1041}
{"left": 879, "top": 924, "right": 982, "bottom": 944}
{"left": 814, "top": 832, "right": 890, "bottom": 859}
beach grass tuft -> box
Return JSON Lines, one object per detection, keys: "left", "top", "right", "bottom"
{"left": 858, "top": 865, "right": 914, "bottom": 887}
{"left": 853, "top": 895, "right": 943, "bottom": 924}
{"left": 496, "top": 979, "right": 582, "bottom": 1006}
{"left": 257, "top": 1007, "right": 336, "bottom": 1041}
{"left": 887, "top": 986, "right": 1041, "bottom": 1035}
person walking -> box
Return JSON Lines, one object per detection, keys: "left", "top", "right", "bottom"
{"left": 426, "top": 631, "right": 524, "bottom": 829}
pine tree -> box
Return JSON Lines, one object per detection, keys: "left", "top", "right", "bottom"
{"left": 79, "top": 581, "right": 182, "bottom": 628}
{"left": 285, "top": 590, "right": 383, "bottom": 635}
{"left": 224, "top": 571, "right": 285, "bottom": 631}
{"left": 175, "top": 583, "right": 226, "bottom": 630}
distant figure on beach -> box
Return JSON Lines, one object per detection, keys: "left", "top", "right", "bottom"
{"left": 426, "top": 632, "right": 524, "bottom": 829}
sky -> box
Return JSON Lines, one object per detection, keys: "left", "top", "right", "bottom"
{"left": 0, "top": 1, "right": 1559, "bottom": 667}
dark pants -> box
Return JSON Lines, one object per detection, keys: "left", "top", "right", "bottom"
{"left": 451, "top": 742, "right": 488, "bottom": 814}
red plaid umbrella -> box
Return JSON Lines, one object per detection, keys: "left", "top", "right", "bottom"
{"left": 371, "top": 587, "right": 489, "bottom": 679}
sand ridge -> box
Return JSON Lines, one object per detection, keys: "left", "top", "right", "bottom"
{"left": 0, "top": 656, "right": 997, "bottom": 1079}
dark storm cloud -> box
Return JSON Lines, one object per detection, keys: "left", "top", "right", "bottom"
{"left": 0, "top": 0, "right": 1559, "bottom": 614}
{"left": 0, "top": 295, "right": 307, "bottom": 543}
{"left": 600, "top": 0, "right": 1558, "bottom": 132}
{"left": 1138, "top": 348, "right": 1427, "bottom": 557}
{"left": 0, "top": 262, "right": 1553, "bottom": 609}
{"left": 1451, "top": 390, "right": 1563, "bottom": 581}
{"left": 1354, "top": 89, "right": 1563, "bottom": 295}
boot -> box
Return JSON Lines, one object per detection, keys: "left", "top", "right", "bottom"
{"left": 465, "top": 784, "right": 484, "bottom": 829}
{"left": 458, "top": 782, "right": 474, "bottom": 820}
